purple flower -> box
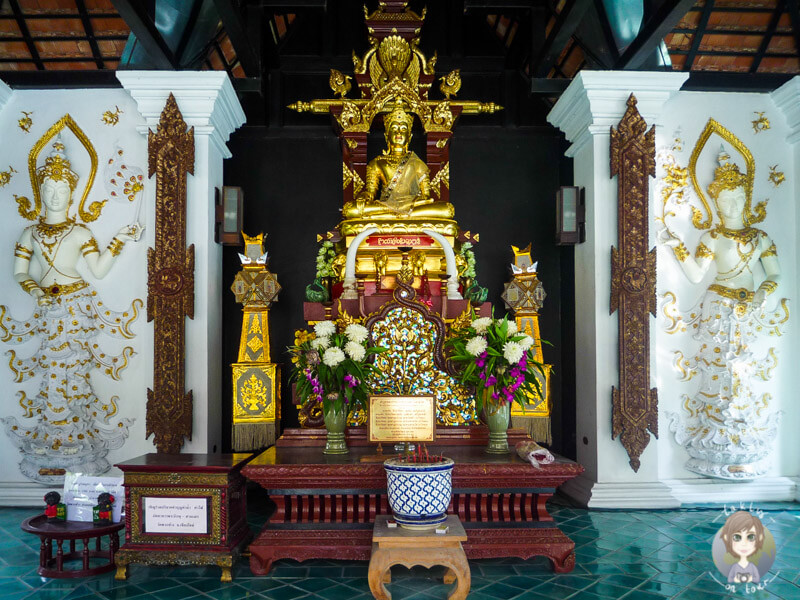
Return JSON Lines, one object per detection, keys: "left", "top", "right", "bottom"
{"left": 479, "top": 372, "right": 486, "bottom": 380}
{"left": 491, "top": 390, "right": 500, "bottom": 400}
{"left": 485, "top": 375, "right": 497, "bottom": 388}
{"left": 343, "top": 374, "right": 359, "bottom": 388}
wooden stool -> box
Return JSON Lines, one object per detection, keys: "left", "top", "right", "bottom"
{"left": 368, "top": 515, "right": 470, "bottom": 600}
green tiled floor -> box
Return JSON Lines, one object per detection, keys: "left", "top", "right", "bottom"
{"left": 2, "top": 491, "right": 798, "bottom": 599}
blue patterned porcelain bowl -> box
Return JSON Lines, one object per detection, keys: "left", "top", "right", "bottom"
{"left": 384, "top": 456, "right": 454, "bottom": 529}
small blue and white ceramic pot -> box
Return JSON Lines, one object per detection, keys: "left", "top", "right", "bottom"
{"left": 383, "top": 457, "right": 454, "bottom": 529}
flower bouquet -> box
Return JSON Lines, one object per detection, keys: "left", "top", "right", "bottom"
{"left": 447, "top": 314, "right": 546, "bottom": 453}
{"left": 290, "top": 320, "right": 385, "bottom": 454}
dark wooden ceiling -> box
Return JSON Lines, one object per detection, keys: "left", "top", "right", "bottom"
{"left": 1, "top": 0, "right": 798, "bottom": 122}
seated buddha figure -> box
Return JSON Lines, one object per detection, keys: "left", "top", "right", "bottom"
{"left": 343, "top": 106, "right": 454, "bottom": 220}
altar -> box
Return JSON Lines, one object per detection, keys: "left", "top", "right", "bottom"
{"left": 243, "top": 428, "right": 582, "bottom": 575}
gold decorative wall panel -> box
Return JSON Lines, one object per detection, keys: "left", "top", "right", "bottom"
{"left": 609, "top": 95, "right": 658, "bottom": 473}
{"left": 146, "top": 94, "right": 195, "bottom": 454}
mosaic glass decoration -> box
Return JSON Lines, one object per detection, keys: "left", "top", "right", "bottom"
{"left": 369, "top": 306, "right": 477, "bottom": 425}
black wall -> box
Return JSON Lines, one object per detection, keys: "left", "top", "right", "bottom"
{"left": 221, "top": 124, "right": 576, "bottom": 458}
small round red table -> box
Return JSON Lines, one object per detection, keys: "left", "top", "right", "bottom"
{"left": 21, "top": 515, "right": 124, "bottom": 578}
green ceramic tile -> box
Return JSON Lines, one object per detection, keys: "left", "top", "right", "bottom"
{"left": 500, "top": 574, "right": 553, "bottom": 589}
{"left": 509, "top": 592, "right": 557, "bottom": 600}
{"left": 205, "top": 583, "right": 262, "bottom": 600}
{"left": 476, "top": 565, "right": 520, "bottom": 577}
{"left": 618, "top": 589, "right": 674, "bottom": 599}
{"left": 584, "top": 580, "right": 639, "bottom": 597}
{"left": 547, "top": 574, "right": 595, "bottom": 590}
{"left": 293, "top": 578, "right": 342, "bottom": 593}
{"left": 259, "top": 584, "right": 310, "bottom": 600}
{"left": 312, "top": 583, "right": 371, "bottom": 600}
{"left": 566, "top": 590, "right": 610, "bottom": 600}
{"left": 96, "top": 586, "right": 149, "bottom": 600}
{"left": 236, "top": 578, "right": 288, "bottom": 593}
{"left": 529, "top": 581, "right": 580, "bottom": 599}
{"left": 0, "top": 578, "right": 33, "bottom": 595}
{"left": 629, "top": 579, "right": 684, "bottom": 596}
{"left": 134, "top": 578, "right": 183, "bottom": 594}
{"left": 64, "top": 585, "right": 102, "bottom": 600}
{"left": 597, "top": 573, "right": 649, "bottom": 588}
{"left": 474, "top": 582, "right": 524, "bottom": 598}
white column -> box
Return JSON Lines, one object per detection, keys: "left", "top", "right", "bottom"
{"left": 118, "top": 71, "right": 246, "bottom": 454}
{"left": 547, "top": 71, "right": 687, "bottom": 508}
{"left": 0, "top": 78, "right": 12, "bottom": 114}
{"left": 771, "top": 76, "right": 800, "bottom": 501}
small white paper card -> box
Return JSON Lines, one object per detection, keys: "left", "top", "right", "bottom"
{"left": 62, "top": 473, "right": 124, "bottom": 523}
{"left": 143, "top": 497, "right": 208, "bottom": 535}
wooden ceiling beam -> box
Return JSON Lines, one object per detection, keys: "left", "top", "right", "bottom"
{"left": 531, "top": 0, "right": 593, "bottom": 77}
{"left": 111, "top": 0, "right": 178, "bottom": 69}
{"left": 683, "top": 0, "right": 714, "bottom": 71}
{"left": 75, "top": 0, "right": 105, "bottom": 70}
{"left": 786, "top": 0, "right": 800, "bottom": 66}
{"left": 8, "top": 0, "right": 44, "bottom": 71}
{"left": 212, "top": 0, "right": 261, "bottom": 76}
{"left": 615, "top": 0, "right": 696, "bottom": 69}
{"left": 749, "top": 0, "right": 787, "bottom": 73}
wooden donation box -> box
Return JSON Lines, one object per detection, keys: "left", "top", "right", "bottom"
{"left": 243, "top": 429, "right": 583, "bottom": 575}
{"left": 114, "top": 453, "right": 252, "bottom": 582}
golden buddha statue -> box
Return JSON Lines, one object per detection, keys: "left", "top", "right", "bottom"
{"left": 343, "top": 107, "right": 454, "bottom": 220}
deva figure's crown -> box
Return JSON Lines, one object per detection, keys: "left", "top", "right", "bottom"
{"left": 383, "top": 106, "right": 414, "bottom": 131}
{"left": 36, "top": 135, "right": 79, "bottom": 191}
{"left": 707, "top": 146, "right": 747, "bottom": 199}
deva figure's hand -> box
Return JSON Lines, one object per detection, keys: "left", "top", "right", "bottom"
{"left": 32, "top": 287, "right": 52, "bottom": 307}
{"left": 657, "top": 227, "right": 681, "bottom": 248}
{"left": 752, "top": 288, "right": 767, "bottom": 309}
{"left": 116, "top": 223, "right": 143, "bottom": 242}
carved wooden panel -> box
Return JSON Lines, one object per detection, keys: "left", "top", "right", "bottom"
{"left": 609, "top": 95, "right": 658, "bottom": 472}
{"left": 146, "top": 94, "right": 195, "bottom": 454}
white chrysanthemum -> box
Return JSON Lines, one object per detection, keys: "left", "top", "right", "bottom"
{"left": 519, "top": 335, "right": 534, "bottom": 351}
{"left": 471, "top": 317, "right": 492, "bottom": 334}
{"left": 503, "top": 341, "right": 524, "bottom": 364}
{"left": 465, "top": 336, "right": 488, "bottom": 356}
{"left": 322, "top": 347, "right": 346, "bottom": 367}
{"left": 314, "top": 320, "right": 336, "bottom": 337}
{"left": 345, "top": 341, "right": 366, "bottom": 362}
{"left": 506, "top": 320, "right": 518, "bottom": 335}
{"left": 345, "top": 323, "right": 368, "bottom": 344}
{"left": 311, "top": 337, "right": 330, "bottom": 350}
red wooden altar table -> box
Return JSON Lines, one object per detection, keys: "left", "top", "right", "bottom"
{"left": 243, "top": 427, "right": 582, "bottom": 575}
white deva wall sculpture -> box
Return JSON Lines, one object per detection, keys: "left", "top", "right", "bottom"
{"left": 0, "top": 117, "right": 142, "bottom": 484}
{"left": 658, "top": 119, "right": 787, "bottom": 480}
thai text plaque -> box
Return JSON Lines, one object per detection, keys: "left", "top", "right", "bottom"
{"left": 368, "top": 395, "right": 435, "bottom": 443}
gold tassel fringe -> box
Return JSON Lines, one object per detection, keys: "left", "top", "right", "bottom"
{"left": 233, "top": 422, "right": 277, "bottom": 451}
{"left": 511, "top": 416, "right": 551, "bottom": 446}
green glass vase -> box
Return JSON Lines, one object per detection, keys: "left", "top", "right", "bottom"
{"left": 323, "top": 402, "right": 348, "bottom": 455}
{"left": 483, "top": 395, "right": 511, "bottom": 454}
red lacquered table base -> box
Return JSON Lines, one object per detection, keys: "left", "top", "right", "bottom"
{"left": 22, "top": 515, "right": 123, "bottom": 578}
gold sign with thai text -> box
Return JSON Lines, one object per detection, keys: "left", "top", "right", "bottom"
{"left": 368, "top": 395, "right": 435, "bottom": 443}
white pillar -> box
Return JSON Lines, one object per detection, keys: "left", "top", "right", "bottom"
{"left": 118, "top": 72, "right": 246, "bottom": 454}
{"left": 547, "top": 71, "right": 687, "bottom": 508}
{"left": 0, "top": 78, "right": 12, "bottom": 114}
{"left": 771, "top": 76, "right": 800, "bottom": 501}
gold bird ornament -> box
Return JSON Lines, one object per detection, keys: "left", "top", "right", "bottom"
{"left": 439, "top": 69, "right": 461, "bottom": 99}
{"left": 329, "top": 69, "right": 352, "bottom": 98}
